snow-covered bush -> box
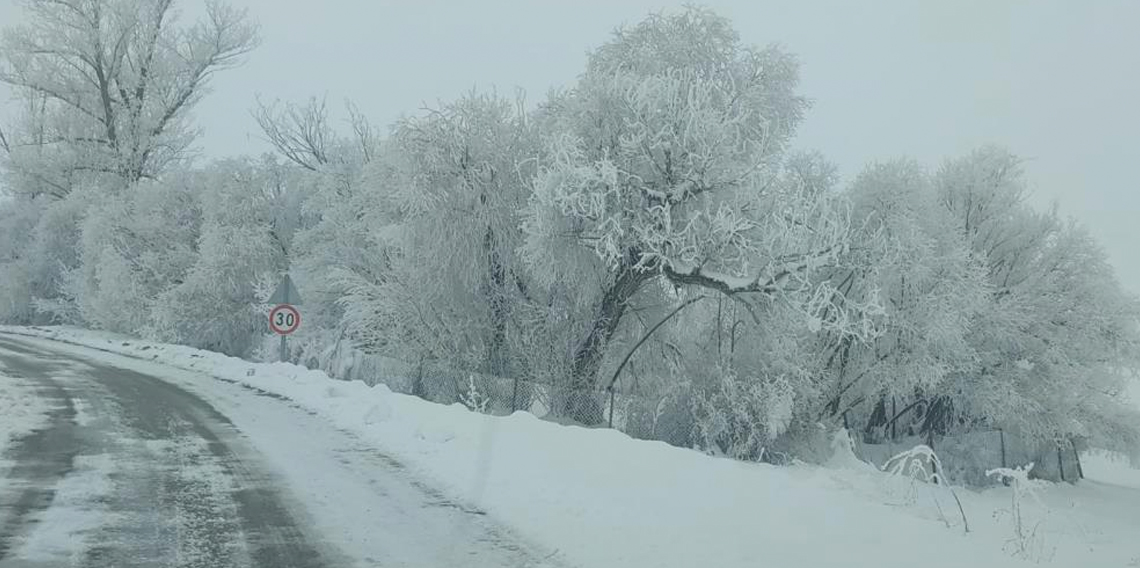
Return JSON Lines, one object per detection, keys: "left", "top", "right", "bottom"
{"left": 986, "top": 464, "right": 1054, "bottom": 561}
{"left": 0, "top": 196, "right": 45, "bottom": 323}
{"left": 882, "top": 444, "right": 970, "bottom": 533}
{"left": 22, "top": 191, "right": 92, "bottom": 324}
{"left": 459, "top": 375, "right": 492, "bottom": 414}
{"left": 691, "top": 366, "right": 797, "bottom": 460}
{"left": 69, "top": 178, "right": 201, "bottom": 335}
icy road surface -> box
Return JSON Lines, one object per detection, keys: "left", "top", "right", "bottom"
{"left": 0, "top": 336, "right": 544, "bottom": 567}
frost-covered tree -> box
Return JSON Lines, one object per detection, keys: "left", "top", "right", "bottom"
{"left": 598, "top": 154, "right": 857, "bottom": 454}
{"left": 822, "top": 160, "right": 988, "bottom": 440}
{"left": 0, "top": 0, "right": 258, "bottom": 192}
{"left": 335, "top": 92, "right": 536, "bottom": 384}
{"left": 150, "top": 157, "right": 298, "bottom": 355}
{"left": 68, "top": 176, "right": 201, "bottom": 333}
{"left": 0, "top": 2, "right": 1133, "bottom": 472}
{"left": 16, "top": 190, "right": 91, "bottom": 322}
{"left": 254, "top": 94, "right": 383, "bottom": 343}
{"left": 0, "top": 195, "right": 46, "bottom": 322}
{"left": 522, "top": 8, "right": 865, "bottom": 422}
{"left": 0, "top": 0, "right": 257, "bottom": 325}
{"left": 934, "top": 147, "right": 1140, "bottom": 463}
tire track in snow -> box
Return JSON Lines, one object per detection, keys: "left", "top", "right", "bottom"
{"left": 0, "top": 337, "right": 337, "bottom": 568}
{"left": 0, "top": 333, "right": 560, "bottom": 567}
{"left": 0, "top": 342, "right": 81, "bottom": 562}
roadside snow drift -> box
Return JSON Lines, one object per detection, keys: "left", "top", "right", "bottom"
{"left": 3, "top": 326, "right": 1140, "bottom": 568}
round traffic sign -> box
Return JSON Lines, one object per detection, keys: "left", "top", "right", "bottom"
{"left": 269, "top": 304, "right": 301, "bottom": 335}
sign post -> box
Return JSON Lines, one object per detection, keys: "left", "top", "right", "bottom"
{"left": 268, "top": 274, "right": 303, "bottom": 362}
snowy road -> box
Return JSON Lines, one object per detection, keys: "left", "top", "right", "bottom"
{"left": 0, "top": 336, "right": 545, "bottom": 567}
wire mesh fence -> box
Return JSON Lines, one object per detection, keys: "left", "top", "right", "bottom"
{"left": 300, "top": 337, "right": 697, "bottom": 441}
{"left": 852, "top": 429, "right": 1084, "bottom": 485}
{"left": 301, "top": 338, "right": 1085, "bottom": 486}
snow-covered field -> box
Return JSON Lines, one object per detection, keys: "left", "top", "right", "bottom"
{"left": 3, "top": 326, "right": 1140, "bottom": 568}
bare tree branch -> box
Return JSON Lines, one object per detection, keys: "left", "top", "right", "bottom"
{"left": 345, "top": 99, "right": 376, "bottom": 164}
{"left": 606, "top": 294, "right": 707, "bottom": 391}
{"left": 252, "top": 96, "right": 331, "bottom": 171}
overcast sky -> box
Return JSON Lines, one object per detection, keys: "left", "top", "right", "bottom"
{"left": 2, "top": 0, "right": 1139, "bottom": 291}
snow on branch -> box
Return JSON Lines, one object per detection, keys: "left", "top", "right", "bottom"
{"left": 662, "top": 245, "right": 840, "bottom": 296}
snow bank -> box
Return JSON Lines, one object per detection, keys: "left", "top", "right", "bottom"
{"left": 5, "top": 326, "right": 1140, "bottom": 568}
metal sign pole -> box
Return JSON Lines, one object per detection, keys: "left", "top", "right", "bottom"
{"left": 280, "top": 277, "right": 289, "bottom": 362}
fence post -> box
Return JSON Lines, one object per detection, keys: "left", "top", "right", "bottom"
{"left": 930, "top": 446, "right": 941, "bottom": 485}
{"left": 999, "top": 429, "right": 1007, "bottom": 468}
{"left": 1056, "top": 444, "right": 1065, "bottom": 482}
{"left": 607, "top": 387, "right": 616, "bottom": 428}
{"left": 891, "top": 397, "right": 897, "bottom": 441}
{"left": 1072, "top": 440, "right": 1084, "bottom": 479}
{"left": 511, "top": 376, "right": 519, "bottom": 413}
{"left": 414, "top": 356, "right": 426, "bottom": 399}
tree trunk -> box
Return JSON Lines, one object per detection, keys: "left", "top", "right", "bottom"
{"left": 563, "top": 265, "right": 649, "bottom": 423}
{"left": 484, "top": 226, "right": 509, "bottom": 379}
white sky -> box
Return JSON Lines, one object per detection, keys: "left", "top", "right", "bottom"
{"left": 2, "top": 0, "right": 1139, "bottom": 291}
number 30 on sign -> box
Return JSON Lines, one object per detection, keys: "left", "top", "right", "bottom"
{"left": 269, "top": 304, "right": 300, "bottom": 335}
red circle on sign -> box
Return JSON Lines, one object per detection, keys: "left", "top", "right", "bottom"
{"left": 269, "top": 304, "right": 301, "bottom": 335}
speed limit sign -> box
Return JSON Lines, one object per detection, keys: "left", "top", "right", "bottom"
{"left": 269, "top": 304, "right": 301, "bottom": 335}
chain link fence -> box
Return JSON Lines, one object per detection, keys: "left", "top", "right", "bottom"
{"left": 852, "top": 430, "right": 1084, "bottom": 485}
{"left": 299, "top": 338, "right": 1084, "bottom": 486}
{"left": 298, "top": 337, "right": 697, "bottom": 439}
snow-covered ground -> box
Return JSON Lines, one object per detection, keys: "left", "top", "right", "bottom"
{"left": 0, "top": 356, "right": 54, "bottom": 458}
{"left": 3, "top": 325, "right": 1140, "bottom": 568}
